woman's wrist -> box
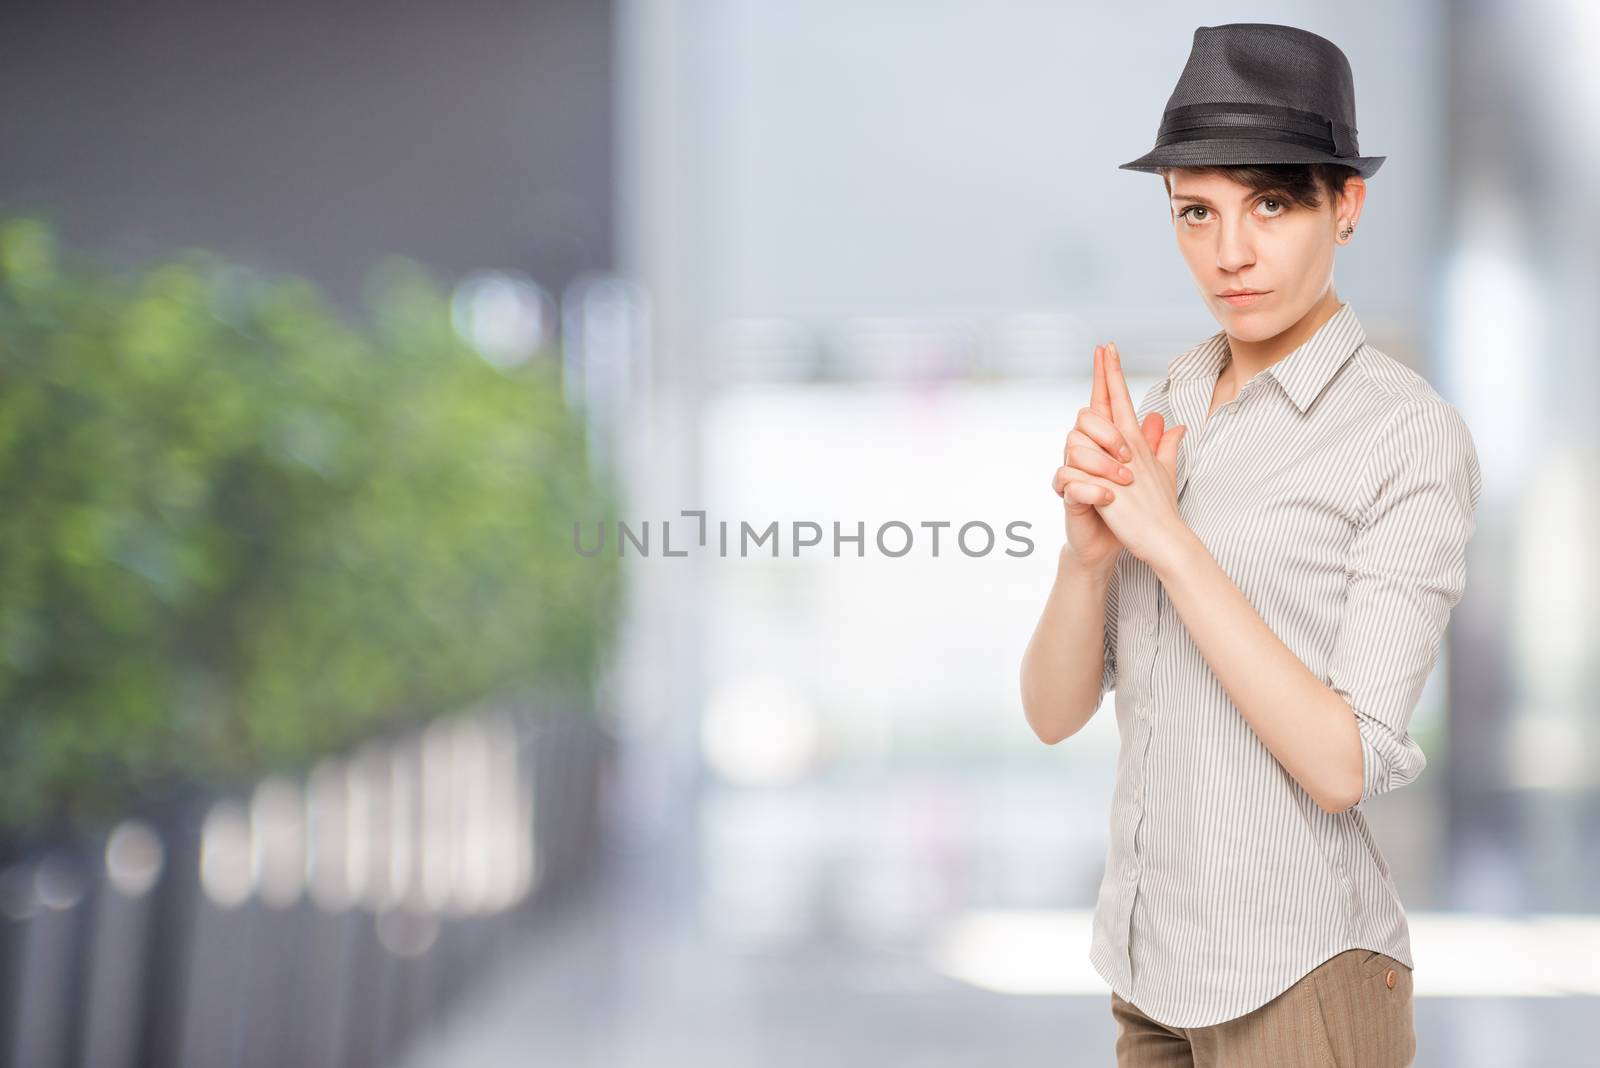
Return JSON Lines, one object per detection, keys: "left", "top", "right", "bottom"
{"left": 1148, "top": 522, "right": 1205, "bottom": 585}
{"left": 1058, "top": 542, "right": 1117, "bottom": 583}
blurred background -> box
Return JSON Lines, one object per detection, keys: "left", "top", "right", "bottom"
{"left": 0, "top": 1, "right": 1594, "bottom": 1066}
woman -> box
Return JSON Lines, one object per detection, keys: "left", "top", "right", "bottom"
{"left": 1018, "top": 23, "right": 1481, "bottom": 1068}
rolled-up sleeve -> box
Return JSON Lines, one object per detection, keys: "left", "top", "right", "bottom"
{"left": 1327, "top": 399, "right": 1482, "bottom": 805}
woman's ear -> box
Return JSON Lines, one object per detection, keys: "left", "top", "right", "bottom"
{"left": 1338, "top": 176, "right": 1368, "bottom": 234}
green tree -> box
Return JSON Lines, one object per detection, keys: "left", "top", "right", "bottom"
{"left": 0, "top": 215, "right": 624, "bottom": 843}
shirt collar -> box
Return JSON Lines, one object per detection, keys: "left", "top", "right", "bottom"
{"left": 1168, "top": 301, "right": 1367, "bottom": 415}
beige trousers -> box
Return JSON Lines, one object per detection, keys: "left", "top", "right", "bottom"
{"left": 1110, "top": 949, "right": 1416, "bottom": 1067}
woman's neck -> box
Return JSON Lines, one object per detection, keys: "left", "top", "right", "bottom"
{"left": 1221, "top": 290, "right": 1344, "bottom": 389}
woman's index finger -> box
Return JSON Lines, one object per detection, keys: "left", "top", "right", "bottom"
{"left": 1104, "top": 343, "right": 1140, "bottom": 429}
{"left": 1092, "top": 345, "right": 1112, "bottom": 418}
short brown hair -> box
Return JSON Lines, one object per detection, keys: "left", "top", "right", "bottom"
{"left": 1160, "top": 163, "right": 1358, "bottom": 211}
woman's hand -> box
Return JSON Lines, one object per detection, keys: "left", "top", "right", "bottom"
{"left": 1054, "top": 343, "right": 1162, "bottom": 571}
{"left": 1074, "top": 341, "right": 1189, "bottom": 569}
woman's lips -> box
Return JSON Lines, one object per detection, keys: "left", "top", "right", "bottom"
{"left": 1220, "top": 291, "right": 1269, "bottom": 307}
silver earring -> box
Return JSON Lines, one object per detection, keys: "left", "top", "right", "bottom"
{"left": 1338, "top": 223, "right": 1353, "bottom": 241}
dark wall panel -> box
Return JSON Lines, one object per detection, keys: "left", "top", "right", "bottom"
{"left": 0, "top": 0, "right": 612, "bottom": 309}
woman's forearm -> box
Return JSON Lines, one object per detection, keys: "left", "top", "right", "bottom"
{"left": 1152, "top": 528, "right": 1364, "bottom": 813}
{"left": 1021, "top": 543, "right": 1117, "bottom": 744}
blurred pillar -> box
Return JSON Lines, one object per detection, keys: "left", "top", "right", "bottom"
{"left": 611, "top": 0, "right": 714, "bottom": 920}
{"left": 1436, "top": 0, "right": 1600, "bottom": 910}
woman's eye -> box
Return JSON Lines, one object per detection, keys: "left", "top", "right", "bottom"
{"left": 1177, "top": 200, "right": 1284, "bottom": 225}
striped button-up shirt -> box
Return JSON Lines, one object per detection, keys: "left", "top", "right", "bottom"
{"left": 1087, "top": 300, "right": 1482, "bottom": 1028}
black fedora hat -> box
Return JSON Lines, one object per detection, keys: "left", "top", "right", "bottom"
{"left": 1119, "top": 23, "right": 1385, "bottom": 179}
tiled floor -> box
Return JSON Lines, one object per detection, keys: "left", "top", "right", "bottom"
{"left": 394, "top": 840, "right": 1598, "bottom": 1068}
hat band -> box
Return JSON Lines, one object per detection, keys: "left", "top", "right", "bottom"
{"left": 1154, "top": 102, "right": 1359, "bottom": 158}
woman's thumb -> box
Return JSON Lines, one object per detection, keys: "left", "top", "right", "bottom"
{"left": 1158, "top": 424, "right": 1186, "bottom": 470}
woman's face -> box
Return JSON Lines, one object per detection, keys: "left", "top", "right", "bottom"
{"left": 1165, "top": 169, "right": 1361, "bottom": 342}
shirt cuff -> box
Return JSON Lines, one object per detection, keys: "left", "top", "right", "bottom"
{"left": 1355, "top": 712, "right": 1428, "bottom": 804}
